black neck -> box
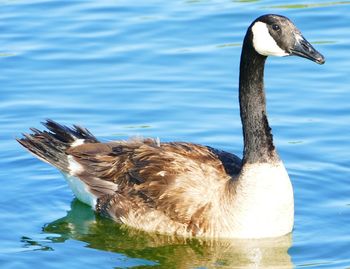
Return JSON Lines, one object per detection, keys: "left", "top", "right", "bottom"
{"left": 239, "top": 30, "right": 279, "bottom": 164}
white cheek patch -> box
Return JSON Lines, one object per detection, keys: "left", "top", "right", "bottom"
{"left": 251, "top": 21, "right": 288, "bottom": 57}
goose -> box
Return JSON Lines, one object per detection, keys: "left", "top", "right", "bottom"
{"left": 17, "top": 14, "right": 325, "bottom": 239}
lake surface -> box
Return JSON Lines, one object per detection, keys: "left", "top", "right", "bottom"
{"left": 1, "top": 0, "right": 350, "bottom": 268}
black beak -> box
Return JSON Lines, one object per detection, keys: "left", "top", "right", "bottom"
{"left": 290, "top": 35, "right": 325, "bottom": 65}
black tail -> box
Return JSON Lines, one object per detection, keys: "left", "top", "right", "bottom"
{"left": 17, "top": 119, "right": 99, "bottom": 172}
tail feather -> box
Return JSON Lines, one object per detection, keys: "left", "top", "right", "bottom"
{"left": 17, "top": 119, "right": 99, "bottom": 172}
{"left": 42, "top": 119, "right": 98, "bottom": 144}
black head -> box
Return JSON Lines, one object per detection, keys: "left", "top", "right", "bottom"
{"left": 249, "top": 14, "right": 325, "bottom": 64}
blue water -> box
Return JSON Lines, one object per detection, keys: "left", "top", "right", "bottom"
{"left": 1, "top": 0, "right": 350, "bottom": 268}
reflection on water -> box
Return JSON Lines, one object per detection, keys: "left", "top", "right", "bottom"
{"left": 22, "top": 200, "right": 294, "bottom": 268}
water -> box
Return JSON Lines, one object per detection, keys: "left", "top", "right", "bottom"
{"left": 1, "top": 0, "right": 350, "bottom": 268}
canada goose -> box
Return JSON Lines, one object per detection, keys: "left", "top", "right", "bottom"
{"left": 18, "top": 14, "right": 325, "bottom": 239}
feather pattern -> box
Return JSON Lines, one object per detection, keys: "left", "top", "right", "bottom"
{"left": 18, "top": 120, "right": 242, "bottom": 237}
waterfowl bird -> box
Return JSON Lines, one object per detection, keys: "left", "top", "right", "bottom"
{"left": 18, "top": 14, "right": 325, "bottom": 239}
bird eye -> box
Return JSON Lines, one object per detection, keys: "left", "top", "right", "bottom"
{"left": 272, "top": 24, "right": 280, "bottom": 31}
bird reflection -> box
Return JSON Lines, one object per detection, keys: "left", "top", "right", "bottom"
{"left": 38, "top": 199, "right": 294, "bottom": 268}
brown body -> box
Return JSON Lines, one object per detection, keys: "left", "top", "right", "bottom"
{"left": 18, "top": 122, "right": 242, "bottom": 237}
{"left": 82, "top": 140, "right": 241, "bottom": 237}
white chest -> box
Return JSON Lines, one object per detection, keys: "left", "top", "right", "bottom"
{"left": 226, "top": 162, "right": 294, "bottom": 238}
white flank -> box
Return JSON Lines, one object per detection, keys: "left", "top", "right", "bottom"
{"left": 71, "top": 139, "right": 85, "bottom": 147}
{"left": 251, "top": 21, "right": 288, "bottom": 57}
{"left": 63, "top": 173, "right": 97, "bottom": 208}
{"left": 65, "top": 155, "right": 96, "bottom": 207}
{"left": 67, "top": 155, "right": 83, "bottom": 175}
{"left": 65, "top": 155, "right": 120, "bottom": 208}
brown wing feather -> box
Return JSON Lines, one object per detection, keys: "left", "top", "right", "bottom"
{"left": 67, "top": 139, "right": 241, "bottom": 234}
{"left": 18, "top": 121, "right": 242, "bottom": 235}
